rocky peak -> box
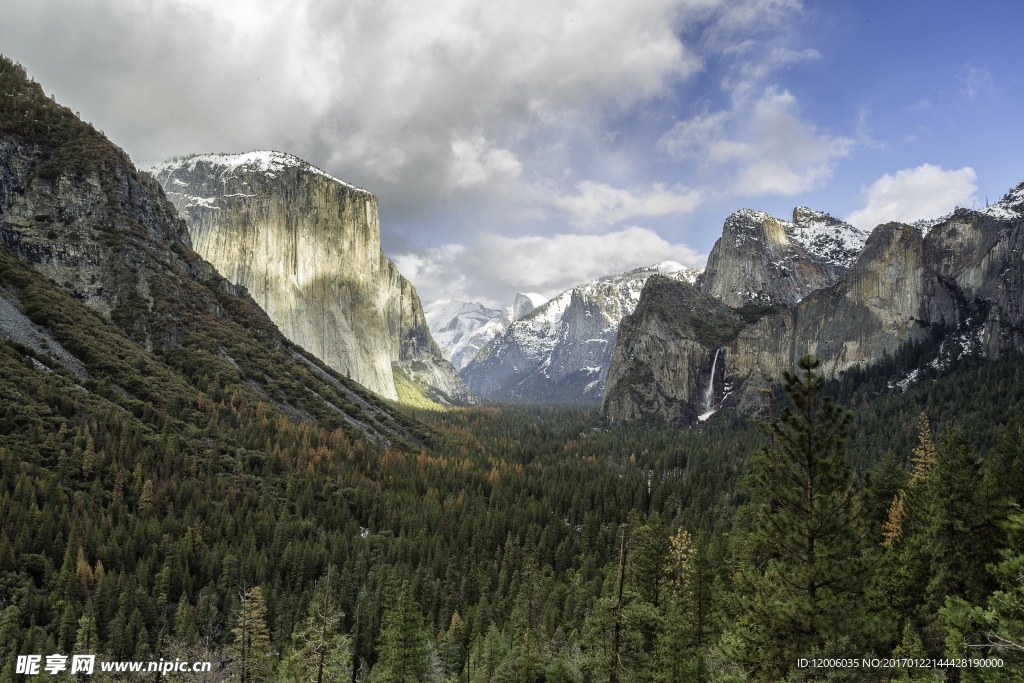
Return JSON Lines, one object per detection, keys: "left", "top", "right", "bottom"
{"left": 697, "top": 208, "right": 855, "bottom": 307}
{"left": 790, "top": 207, "right": 868, "bottom": 267}
{"left": 460, "top": 263, "right": 700, "bottom": 403}
{"left": 502, "top": 292, "right": 546, "bottom": 326}
{"left": 425, "top": 299, "right": 504, "bottom": 371}
{"left": 144, "top": 152, "right": 470, "bottom": 405}
{"left": 983, "top": 180, "right": 1024, "bottom": 221}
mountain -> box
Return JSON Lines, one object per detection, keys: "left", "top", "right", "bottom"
{"left": 0, "top": 56, "right": 428, "bottom": 447}
{"left": 425, "top": 292, "right": 547, "bottom": 370}
{"left": 143, "top": 152, "right": 470, "bottom": 406}
{"left": 697, "top": 207, "right": 867, "bottom": 307}
{"left": 603, "top": 186, "right": 1024, "bottom": 425}
{"left": 461, "top": 262, "right": 700, "bottom": 403}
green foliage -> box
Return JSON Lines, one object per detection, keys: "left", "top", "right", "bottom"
{"left": 374, "top": 581, "right": 429, "bottom": 683}
{"left": 941, "top": 514, "right": 1024, "bottom": 681}
{"left": 725, "top": 356, "right": 871, "bottom": 681}
{"left": 228, "top": 586, "right": 272, "bottom": 682}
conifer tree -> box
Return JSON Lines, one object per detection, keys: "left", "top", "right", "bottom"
{"left": 229, "top": 586, "right": 272, "bottom": 683}
{"left": 289, "top": 568, "right": 350, "bottom": 683}
{"left": 374, "top": 581, "right": 429, "bottom": 683}
{"left": 923, "top": 427, "right": 1000, "bottom": 611}
{"left": 725, "top": 355, "right": 870, "bottom": 680}
{"left": 942, "top": 514, "right": 1024, "bottom": 681}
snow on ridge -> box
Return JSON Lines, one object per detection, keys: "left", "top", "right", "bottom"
{"left": 142, "top": 151, "right": 370, "bottom": 194}
{"left": 522, "top": 292, "right": 548, "bottom": 307}
{"left": 983, "top": 182, "right": 1024, "bottom": 221}
{"left": 788, "top": 209, "right": 868, "bottom": 267}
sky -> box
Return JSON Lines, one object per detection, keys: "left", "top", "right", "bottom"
{"left": 2, "top": 0, "right": 1022, "bottom": 308}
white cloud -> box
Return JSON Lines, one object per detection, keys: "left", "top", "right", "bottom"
{"left": 846, "top": 164, "right": 978, "bottom": 231}
{"left": 0, "top": 0, "right": 717, "bottom": 201}
{"left": 548, "top": 181, "right": 704, "bottom": 231}
{"left": 658, "top": 111, "right": 730, "bottom": 159}
{"left": 393, "top": 227, "right": 705, "bottom": 307}
{"left": 450, "top": 136, "right": 522, "bottom": 191}
{"left": 660, "top": 87, "right": 852, "bottom": 196}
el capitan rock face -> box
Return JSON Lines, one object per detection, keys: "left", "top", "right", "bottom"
{"left": 0, "top": 56, "right": 430, "bottom": 445}
{"left": 145, "top": 152, "right": 470, "bottom": 405}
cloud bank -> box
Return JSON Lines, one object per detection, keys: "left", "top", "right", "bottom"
{"left": 847, "top": 164, "right": 978, "bottom": 230}
{"left": 393, "top": 227, "right": 706, "bottom": 307}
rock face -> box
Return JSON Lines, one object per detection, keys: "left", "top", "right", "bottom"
{"left": 0, "top": 56, "right": 430, "bottom": 446}
{"left": 603, "top": 187, "right": 1024, "bottom": 425}
{"left": 144, "top": 152, "right": 469, "bottom": 405}
{"left": 462, "top": 263, "right": 700, "bottom": 403}
{"left": 697, "top": 207, "right": 867, "bottom": 307}
{"left": 602, "top": 276, "right": 746, "bottom": 425}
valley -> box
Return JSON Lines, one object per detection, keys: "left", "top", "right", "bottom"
{"left": 2, "top": 53, "right": 1024, "bottom": 682}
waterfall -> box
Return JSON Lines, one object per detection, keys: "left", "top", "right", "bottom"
{"left": 703, "top": 348, "right": 720, "bottom": 412}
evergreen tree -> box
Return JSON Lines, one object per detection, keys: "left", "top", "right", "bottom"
{"left": 229, "top": 586, "right": 272, "bottom": 683}
{"left": 725, "top": 356, "right": 871, "bottom": 680}
{"left": 374, "top": 581, "right": 429, "bottom": 683}
{"left": 942, "top": 514, "right": 1024, "bottom": 681}
{"left": 287, "top": 567, "right": 350, "bottom": 683}
{"left": 924, "top": 426, "right": 1001, "bottom": 611}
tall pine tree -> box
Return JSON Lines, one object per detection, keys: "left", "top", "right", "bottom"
{"left": 725, "top": 356, "right": 871, "bottom": 680}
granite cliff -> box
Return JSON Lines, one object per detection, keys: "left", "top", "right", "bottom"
{"left": 144, "top": 152, "right": 469, "bottom": 406}
{"left": 603, "top": 188, "right": 1024, "bottom": 425}
{"left": 697, "top": 207, "right": 867, "bottom": 307}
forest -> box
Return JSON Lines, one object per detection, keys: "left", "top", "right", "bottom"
{"left": 2, "top": 254, "right": 1024, "bottom": 681}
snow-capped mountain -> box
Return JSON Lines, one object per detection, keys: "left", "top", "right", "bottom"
{"left": 604, "top": 180, "right": 1024, "bottom": 426}
{"left": 460, "top": 262, "right": 701, "bottom": 403}
{"left": 697, "top": 206, "right": 868, "bottom": 307}
{"left": 425, "top": 300, "right": 504, "bottom": 370}
{"left": 426, "top": 292, "right": 547, "bottom": 370}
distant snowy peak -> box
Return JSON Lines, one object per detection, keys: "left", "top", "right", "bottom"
{"left": 721, "top": 207, "right": 867, "bottom": 268}
{"left": 630, "top": 260, "right": 703, "bottom": 282}
{"left": 519, "top": 263, "right": 700, "bottom": 331}
{"left": 502, "top": 292, "right": 546, "bottom": 326}
{"left": 143, "top": 150, "right": 369, "bottom": 194}
{"left": 424, "top": 299, "right": 504, "bottom": 371}
{"left": 460, "top": 262, "right": 704, "bottom": 402}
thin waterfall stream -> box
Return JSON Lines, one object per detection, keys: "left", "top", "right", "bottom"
{"left": 701, "top": 348, "right": 720, "bottom": 417}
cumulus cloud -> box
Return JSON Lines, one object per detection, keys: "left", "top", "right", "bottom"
{"left": 846, "top": 164, "right": 978, "bottom": 231}
{"left": 660, "top": 87, "right": 852, "bottom": 196}
{"left": 547, "top": 181, "right": 704, "bottom": 231}
{"left": 393, "top": 227, "right": 705, "bottom": 307}
{"left": 0, "top": 0, "right": 714, "bottom": 203}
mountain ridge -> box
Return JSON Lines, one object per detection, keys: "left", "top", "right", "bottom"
{"left": 460, "top": 262, "right": 700, "bottom": 403}
{"left": 603, "top": 182, "right": 1024, "bottom": 425}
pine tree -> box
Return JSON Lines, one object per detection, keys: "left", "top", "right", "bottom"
{"left": 923, "top": 426, "right": 1000, "bottom": 611}
{"left": 288, "top": 568, "right": 350, "bottom": 683}
{"left": 229, "top": 586, "right": 272, "bottom": 683}
{"left": 725, "top": 355, "right": 870, "bottom": 680}
{"left": 942, "top": 514, "right": 1024, "bottom": 681}
{"left": 374, "top": 581, "right": 429, "bottom": 683}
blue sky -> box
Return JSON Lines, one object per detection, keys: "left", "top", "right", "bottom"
{"left": 2, "top": 0, "right": 1022, "bottom": 307}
